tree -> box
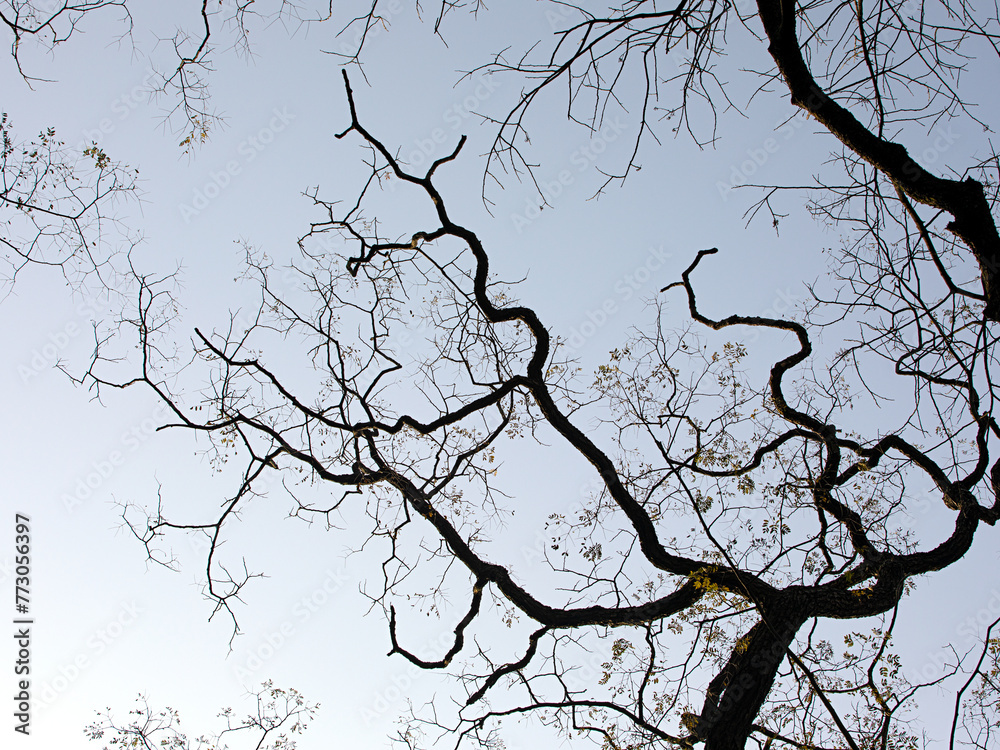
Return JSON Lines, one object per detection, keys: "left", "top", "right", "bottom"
{"left": 84, "top": 682, "right": 316, "bottom": 750}
{"left": 72, "top": 64, "right": 999, "bottom": 747}
{"left": 473, "top": 0, "right": 1000, "bottom": 323}
{"left": 6, "top": 1, "right": 1000, "bottom": 749}
{"left": 0, "top": 112, "right": 137, "bottom": 297}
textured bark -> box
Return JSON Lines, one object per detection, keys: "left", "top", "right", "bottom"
{"left": 757, "top": 0, "right": 1000, "bottom": 320}
{"left": 697, "top": 606, "right": 807, "bottom": 750}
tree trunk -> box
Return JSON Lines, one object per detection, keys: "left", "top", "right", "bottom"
{"left": 696, "top": 608, "right": 807, "bottom": 750}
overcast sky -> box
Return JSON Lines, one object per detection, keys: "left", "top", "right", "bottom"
{"left": 2, "top": 2, "right": 998, "bottom": 748}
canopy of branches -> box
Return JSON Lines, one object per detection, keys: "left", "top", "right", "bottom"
{"left": 5, "top": 2, "right": 1000, "bottom": 749}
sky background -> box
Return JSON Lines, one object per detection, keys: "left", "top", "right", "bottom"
{"left": 1, "top": 1, "right": 998, "bottom": 747}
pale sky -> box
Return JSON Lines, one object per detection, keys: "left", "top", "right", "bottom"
{"left": 2, "top": 2, "right": 998, "bottom": 748}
